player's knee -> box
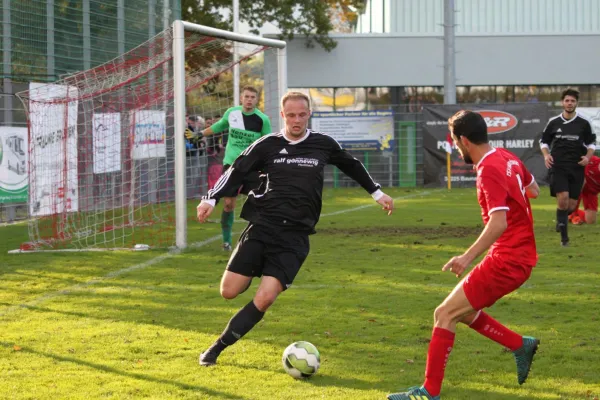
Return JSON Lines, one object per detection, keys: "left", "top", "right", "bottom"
{"left": 253, "top": 292, "right": 278, "bottom": 312}
{"left": 587, "top": 212, "right": 597, "bottom": 224}
{"left": 220, "top": 286, "right": 239, "bottom": 300}
{"left": 223, "top": 198, "right": 236, "bottom": 212}
{"left": 557, "top": 199, "right": 569, "bottom": 210}
{"left": 433, "top": 304, "right": 451, "bottom": 324}
{"left": 434, "top": 303, "right": 462, "bottom": 325}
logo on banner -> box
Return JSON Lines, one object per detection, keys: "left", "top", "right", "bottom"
{"left": 477, "top": 110, "right": 518, "bottom": 135}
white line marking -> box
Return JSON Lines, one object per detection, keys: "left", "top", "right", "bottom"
{"left": 206, "top": 190, "right": 437, "bottom": 223}
{"left": 289, "top": 282, "right": 600, "bottom": 290}
{"left": 0, "top": 190, "right": 435, "bottom": 317}
{"left": 0, "top": 235, "right": 222, "bottom": 317}
{"left": 321, "top": 191, "right": 434, "bottom": 217}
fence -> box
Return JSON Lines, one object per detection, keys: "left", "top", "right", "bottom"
{"left": 3, "top": 101, "right": 600, "bottom": 223}
{"left": 1, "top": 0, "right": 180, "bottom": 224}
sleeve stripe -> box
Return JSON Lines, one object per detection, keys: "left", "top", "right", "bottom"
{"left": 205, "top": 167, "right": 235, "bottom": 199}
{"left": 542, "top": 114, "right": 561, "bottom": 133}
{"left": 586, "top": 144, "right": 597, "bottom": 150}
{"left": 525, "top": 175, "right": 536, "bottom": 188}
{"left": 205, "top": 133, "right": 281, "bottom": 200}
{"left": 488, "top": 206, "right": 509, "bottom": 215}
{"left": 539, "top": 142, "right": 550, "bottom": 150}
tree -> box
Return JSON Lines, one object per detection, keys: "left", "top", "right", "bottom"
{"left": 180, "top": 0, "right": 365, "bottom": 51}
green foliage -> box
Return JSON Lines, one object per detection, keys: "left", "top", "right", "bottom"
{"left": 180, "top": 0, "right": 365, "bottom": 51}
{"left": 186, "top": 53, "right": 267, "bottom": 115}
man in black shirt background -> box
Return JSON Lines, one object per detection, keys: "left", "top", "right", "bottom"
{"left": 195, "top": 91, "right": 394, "bottom": 366}
{"left": 540, "top": 88, "right": 596, "bottom": 246}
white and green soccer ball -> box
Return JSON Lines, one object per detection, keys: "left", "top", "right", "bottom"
{"left": 281, "top": 341, "right": 320, "bottom": 379}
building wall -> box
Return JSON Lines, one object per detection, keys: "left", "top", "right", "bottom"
{"left": 387, "top": 0, "right": 600, "bottom": 35}
{"left": 286, "top": 34, "right": 600, "bottom": 88}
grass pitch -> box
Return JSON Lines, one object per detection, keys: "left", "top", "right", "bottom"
{"left": 1, "top": 188, "right": 599, "bottom": 399}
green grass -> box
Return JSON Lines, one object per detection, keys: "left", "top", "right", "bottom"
{"left": 1, "top": 188, "right": 599, "bottom": 400}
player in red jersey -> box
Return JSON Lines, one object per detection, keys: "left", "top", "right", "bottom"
{"left": 388, "top": 111, "right": 541, "bottom": 400}
{"left": 569, "top": 155, "right": 600, "bottom": 225}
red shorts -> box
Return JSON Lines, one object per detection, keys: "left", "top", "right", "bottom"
{"left": 463, "top": 254, "right": 532, "bottom": 311}
{"left": 581, "top": 189, "right": 599, "bottom": 212}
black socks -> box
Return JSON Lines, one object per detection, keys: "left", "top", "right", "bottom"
{"left": 208, "top": 300, "right": 266, "bottom": 355}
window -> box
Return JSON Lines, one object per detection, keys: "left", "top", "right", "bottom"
{"left": 367, "top": 87, "right": 391, "bottom": 110}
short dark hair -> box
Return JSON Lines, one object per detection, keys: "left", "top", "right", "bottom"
{"left": 448, "top": 110, "right": 488, "bottom": 145}
{"left": 242, "top": 85, "right": 258, "bottom": 94}
{"left": 561, "top": 88, "right": 579, "bottom": 101}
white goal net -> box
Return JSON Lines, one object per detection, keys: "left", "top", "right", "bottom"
{"left": 16, "top": 21, "right": 286, "bottom": 251}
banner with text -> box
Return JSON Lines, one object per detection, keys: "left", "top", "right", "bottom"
{"left": 0, "top": 127, "right": 28, "bottom": 203}
{"left": 131, "top": 110, "right": 166, "bottom": 159}
{"left": 29, "top": 82, "right": 79, "bottom": 216}
{"left": 576, "top": 108, "right": 600, "bottom": 148}
{"left": 93, "top": 113, "right": 122, "bottom": 173}
{"left": 422, "top": 104, "right": 549, "bottom": 187}
{"left": 310, "top": 111, "right": 394, "bottom": 151}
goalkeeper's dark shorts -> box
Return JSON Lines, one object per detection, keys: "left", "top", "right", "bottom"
{"left": 221, "top": 164, "right": 262, "bottom": 197}
{"left": 226, "top": 224, "right": 310, "bottom": 291}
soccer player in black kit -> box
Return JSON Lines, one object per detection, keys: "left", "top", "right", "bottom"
{"left": 195, "top": 91, "right": 394, "bottom": 366}
{"left": 540, "top": 88, "right": 596, "bottom": 246}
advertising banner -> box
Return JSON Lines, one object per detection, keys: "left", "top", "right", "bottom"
{"left": 93, "top": 113, "right": 121, "bottom": 173}
{"left": 311, "top": 110, "right": 394, "bottom": 151}
{"left": 29, "top": 82, "right": 79, "bottom": 216}
{"left": 131, "top": 110, "right": 166, "bottom": 159}
{"left": 576, "top": 108, "right": 600, "bottom": 147}
{"left": 422, "top": 104, "right": 549, "bottom": 187}
{"left": 0, "top": 127, "right": 28, "bottom": 203}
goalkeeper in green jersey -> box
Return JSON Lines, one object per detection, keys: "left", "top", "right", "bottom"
{"left": 201, "top": 86, "right": 272, "bottom": 251}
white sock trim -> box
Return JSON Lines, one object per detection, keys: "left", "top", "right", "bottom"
{"left": 469, "top": 310, "right": 483, "bottom": 327}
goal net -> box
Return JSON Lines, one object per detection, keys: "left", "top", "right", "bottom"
{"left": 16, "top": 21, "right": 286, "bottom": 251}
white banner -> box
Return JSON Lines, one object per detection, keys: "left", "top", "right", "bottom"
{"left": 29, "top": 82, "right": 79, "bottom": 216}
{"left": 131, "top": 110, "right": 166, "bottom": 159}
{"left": 577, "top": 108, "right": 600, "bottom": 147}
{"left": 0, "top": 127, "right": 28, "bottom": 203}
{"left": 310, "top": 111, "right": 394, "bottom": 151}
{"left": 93, "top": 113, "right": 121, "bottom": 173}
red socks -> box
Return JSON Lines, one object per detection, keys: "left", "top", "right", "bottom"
{"left": 422, "top": 313, "right": 524, "bottom": 396}
{"left": 423, "top": 327, "right": 455, "bottom": 396}
{"left": 469, "top": 311, "right": 523, "bottom": 351}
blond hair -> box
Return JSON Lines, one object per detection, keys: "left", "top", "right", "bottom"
{"left": 281, "top": 91, "right": 311, "bottom": 110}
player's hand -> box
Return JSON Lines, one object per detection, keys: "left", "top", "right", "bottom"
{"left": 196, "top": 202, "right": 214, "bottom": 223}
{"left": 544, "top": 154, "right": 554, "bottom": 169}
{"left": 442, "top": 254, "right": 473, "bottom": 278}
{"left": 376, "top": 194, "right": 394, "bottom": 215}
{"left": 578, "top": 155, "right": 590, "bottom": 166}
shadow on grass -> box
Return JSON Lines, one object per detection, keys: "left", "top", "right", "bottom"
{"left": 0, "top": 341, "right": 249, "bottom": 400}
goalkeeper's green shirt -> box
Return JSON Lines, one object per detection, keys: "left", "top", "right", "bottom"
{"left": 210, "top": 106, "right": 272, "bottom": 165}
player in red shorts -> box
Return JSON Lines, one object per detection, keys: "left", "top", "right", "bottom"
{"left": 569, "top": 155, "right": 600, "bottom": 225}
{"left": 388, "top": 111, "right": 541, "bottom": 400}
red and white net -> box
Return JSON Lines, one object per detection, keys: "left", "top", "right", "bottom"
{"left": 17, "top": 27, "right": 283, "bottom": 250}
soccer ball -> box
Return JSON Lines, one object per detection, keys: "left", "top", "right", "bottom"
{"left": 281, "top": 341, "right": 321, "bottom": 378}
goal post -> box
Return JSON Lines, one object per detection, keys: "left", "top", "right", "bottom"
{"left": 14, "top": 21, "right": 287, "bottom": 252}
{"left": 173, "top": 21, "right": 287, "bottom": 249}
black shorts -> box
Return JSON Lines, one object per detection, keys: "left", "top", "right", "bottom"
{"left": 549, "top": 166, "right": 585, "bottom": 199}
{"left": 221, "top": 164, "right": 261, "bottom": 197}
{"left": 226, "top": 224, "right": 310, "bottom": 290}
